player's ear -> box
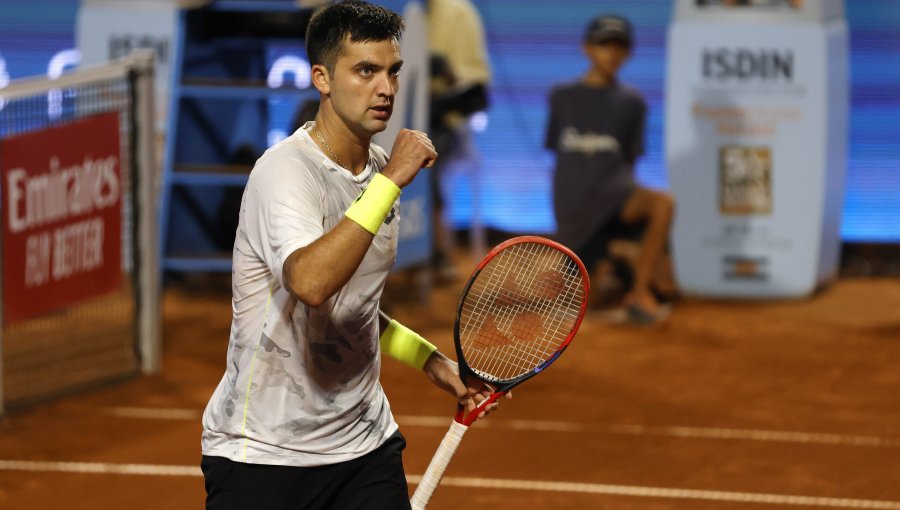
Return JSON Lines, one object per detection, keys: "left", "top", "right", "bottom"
{"left": 311, "top": 64, "right": 331, "bottom": 95}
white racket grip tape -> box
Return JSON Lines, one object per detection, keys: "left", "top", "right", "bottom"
{"left": 410, "top": 420, "right": 469, "bottom": 510}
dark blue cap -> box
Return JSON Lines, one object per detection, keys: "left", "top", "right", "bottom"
{"left": 584, "top": 14, "right": 633, "bottom": 47}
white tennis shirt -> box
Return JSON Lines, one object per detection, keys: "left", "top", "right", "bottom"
{"left": 201, "top": 122, "right": 401, "bottom": 466}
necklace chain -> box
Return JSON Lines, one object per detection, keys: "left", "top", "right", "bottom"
{"left": 313, "top": 126, "right": 346, "bottom": 169}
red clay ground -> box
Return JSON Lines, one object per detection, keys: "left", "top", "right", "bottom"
{"left": 1, "top": 265, "right": 898, "bottom": 509}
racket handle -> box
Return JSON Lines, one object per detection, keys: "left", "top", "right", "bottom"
{"left": 410, "top": 420, "right": 469, "bottom": 510}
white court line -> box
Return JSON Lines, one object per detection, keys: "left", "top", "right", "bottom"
{"left": 406, "top": 475, "right": 900, "bottom": 509}
{"left": 603, "top": 424, "right": 900, "bottom": 448}
{"left": 104, "top": 407, "right": 200, "bottom": 420}
{"left": 0, "top": 460, "right": 201, "bottom": 477}
{"left": 1, "top": 459, "right": 898, "bottom": 509}
{"left": 103, "top": 407, "right": 900, "bottom": 448}
{"left": 395, "top": 415, "right": 900, "bottom": 448}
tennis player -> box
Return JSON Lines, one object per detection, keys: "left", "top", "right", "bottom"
{"left": 200, "top": 2, "right": 501, "bottom": 508}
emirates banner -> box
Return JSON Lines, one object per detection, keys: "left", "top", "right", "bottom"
{"left": 2, "top": 112, "right": 123, "bottom": 323}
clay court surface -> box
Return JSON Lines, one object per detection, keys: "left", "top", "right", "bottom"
{"left": 1, "top": 260, "right": 899, "bottom": 509}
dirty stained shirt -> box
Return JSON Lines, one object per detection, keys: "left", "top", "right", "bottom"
{"left": 201, "top": 121, "right": 400, "bottom": 467}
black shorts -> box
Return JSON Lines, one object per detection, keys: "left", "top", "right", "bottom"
{"left": 201, "top": 431, "right": 410, "bottom": 510}
{"left": 428, "top": 126, "right": 459, "bottom": 211}
{"left": 573, "top": 210, "right": 645, "bottom": 272}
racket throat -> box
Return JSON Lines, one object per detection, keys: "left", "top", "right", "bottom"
{"left": 456, "top": 390, "right": 507, "bottom": 426}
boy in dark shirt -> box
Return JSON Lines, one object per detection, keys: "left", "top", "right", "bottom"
{"left": 546, "top": 14, "right": 675, "bottom": 323}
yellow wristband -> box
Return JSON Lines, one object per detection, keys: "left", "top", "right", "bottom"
{"left": 345, "top": 173, "right": 400, "bottom": 235}
{"left": 380, "top": 319, "right": 437, "bottom": 370}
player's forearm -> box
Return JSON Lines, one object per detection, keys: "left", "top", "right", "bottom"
{"left": 284, "top": 170, "right": 403, "bottom": 306}
{"left": 423, "top": 350, "right": 455, "bottom": 382}
{"left": 282, "top": 219, "right": 374, "bottom": 307}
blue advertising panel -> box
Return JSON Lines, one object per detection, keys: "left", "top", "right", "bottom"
{"left": 2, "top": 0, "right": 899, "bottom": 242}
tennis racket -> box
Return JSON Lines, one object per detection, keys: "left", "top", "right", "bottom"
{"left": 410, "top": 236, "right": 590, "bottom": 509}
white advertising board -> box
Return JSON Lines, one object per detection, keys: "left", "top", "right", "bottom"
{"left": 77, "top": 1, "right": 178, "bottom": 132}
{"left": 666, "top": 16, "right": 848, "bottom": 298}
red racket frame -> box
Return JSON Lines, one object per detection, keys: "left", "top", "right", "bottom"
{"left": 452, "top": 235, "right": 590, "bottom": 426}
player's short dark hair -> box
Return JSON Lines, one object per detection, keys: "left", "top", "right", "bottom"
{"left": 306, "top": 0, "right": 405, "bottom": 74}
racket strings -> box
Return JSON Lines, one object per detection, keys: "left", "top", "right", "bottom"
{"left": 459, "top": 242, "right": 585, "bottom": 382}
{"left": 462, "top": 246, "right": 580, "bottom": 380}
